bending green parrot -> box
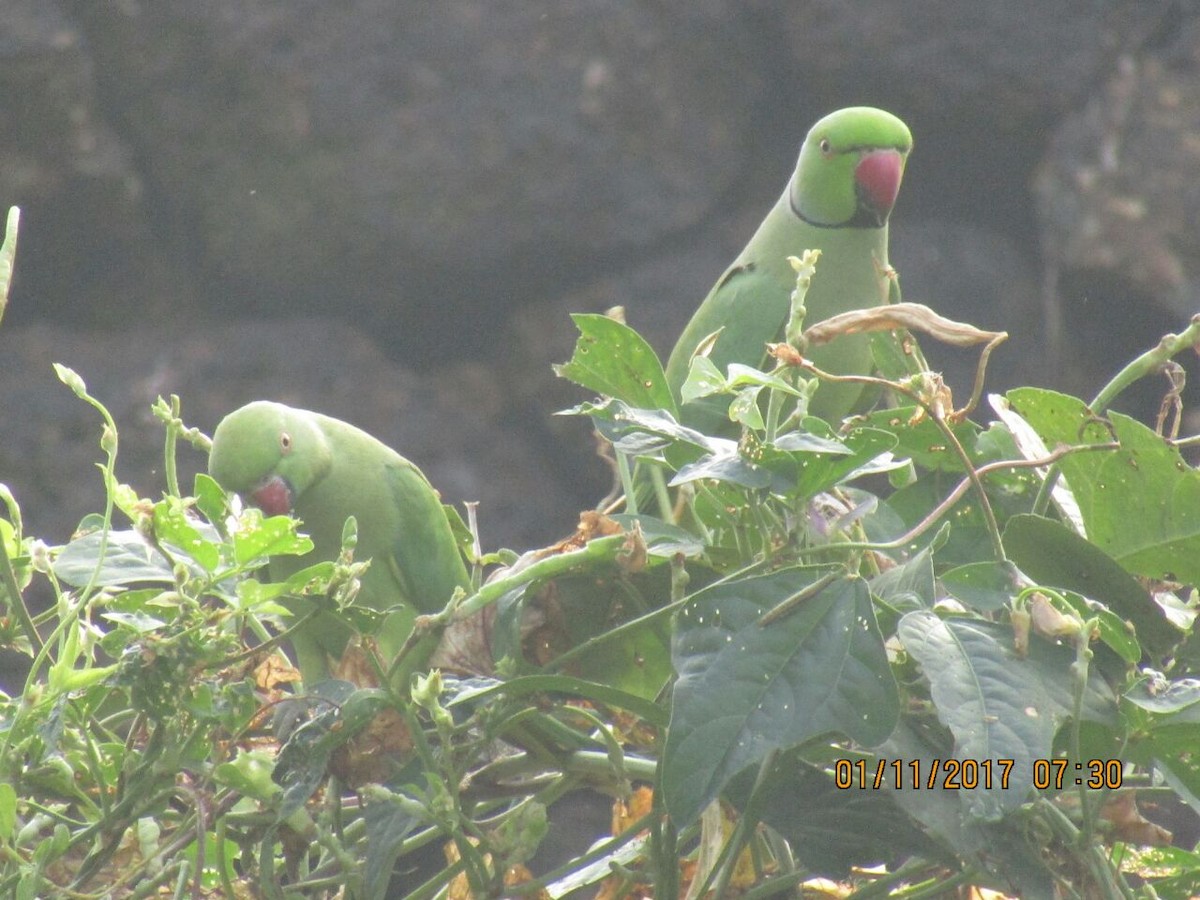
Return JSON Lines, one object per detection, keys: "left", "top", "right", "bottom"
{"left": 208, "top": 401, "right": 470, "bottom": 684}
{"left": 665, "top": 106, "right": 913, "bottom": 429}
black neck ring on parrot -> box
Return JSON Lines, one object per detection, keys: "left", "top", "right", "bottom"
{"left": 790, "top": 192, "right": 887, "bottom": 230}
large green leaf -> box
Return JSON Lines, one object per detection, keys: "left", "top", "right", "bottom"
{"left": 725, "top": 749, "right": 941, "bottom": 877}
{"left": 672, "top": 445, "right": 773, "bottom": 490}
{"left": 786, "top": 425, "right": 899, "bottom": 498}
{"left": 875, "top": 719, "right": 1057, "bottom": 898}
{"left": 1123, "top": 680, "right": 1200, "bottom": 822}
{"left": 574, "top": 399, "right": 724, "bottom": 454}
{"left": 869, "top": 534, "right": 940, "bottom": 611}
{"left": 555, "top": 313, "right": 676, "bottom": 415}
{"left": 672, "top": 425, "right": 896, "bottom": 497}
{"left": 361, "top": 787, "right": 424, "bottom": 900}
{"left": 898, "top": 611, "right": 1116, "bottom": 821}
{"left": 55, "top": 530, "right": 181, "bottom": 587}
{"left": 940, "top": 560, "right": 1022, "bottom": 613}
{"left": 1007, "top": 387, "right": 1200, "bottom": 586}
{"left": 885, "top": 473, "right": 995, "bottom": 565}
{"left": 662, "top": 567, "right": 898, "bottom": 826}
{"left": 857, "top": 405, "right": 982, "bottom": 472}
{"left": 1004, "top": 514, "right": 1179, "bottom": 657}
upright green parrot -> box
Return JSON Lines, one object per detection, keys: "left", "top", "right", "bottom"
{"left": 208, "top": 401, "right": 470, "bottom": 684}
{"left": 665, "top": 106, "right": 913, "bottom": 429}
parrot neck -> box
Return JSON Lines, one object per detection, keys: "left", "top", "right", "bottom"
{"left": 788, "top": 181, "right": 893, "bottom": 230}
{"left": 790, "top": 191, "right": 889, "bottom": 230}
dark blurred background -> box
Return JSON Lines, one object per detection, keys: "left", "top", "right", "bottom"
{"left": 1, "top": 0, "right": 1198, "bottom": 551}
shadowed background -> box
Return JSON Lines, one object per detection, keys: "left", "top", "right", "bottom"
{"left": 1, "top": 0, "right": 1197, "bottom": 550}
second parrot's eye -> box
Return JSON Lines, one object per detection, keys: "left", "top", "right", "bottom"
{"left": 279, "top": 432, "right": 293, "bottom": 454}
{"left": 819, "top": 137, "right": 831, "bottom": 155}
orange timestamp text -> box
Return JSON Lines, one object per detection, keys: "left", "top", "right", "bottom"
{"left": 834, "top": 758, "right": 1123, "bottom": 791}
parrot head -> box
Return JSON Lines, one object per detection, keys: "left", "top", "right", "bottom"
{"left": 209, "top": 401, "right": 332, "bottom": 516}
{"left": 790, "top": 107, "right": 912, "bottom": 229}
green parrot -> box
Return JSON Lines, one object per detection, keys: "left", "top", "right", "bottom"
{"left": 665, "top": 106, "right": 913, "bottom": 429}
{"left": 208, "top": 401, "right": 470, "bottom": 684}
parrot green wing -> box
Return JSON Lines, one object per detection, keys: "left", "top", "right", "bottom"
{"left": 664, "top": 257, "right": 790, "bottom": 433}
{"left": 293, "top": 413, "right": 470, "bottom": 680}
{"left": 379, "top": 457, "right": 469, "bottom": 613}
{"left": 365, "top": 455, "right": 471, "bottom": 664}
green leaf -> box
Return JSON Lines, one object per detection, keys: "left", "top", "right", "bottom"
{"left": 725, "top": 750, "right": 939, "bottom": 877}
{"left": 571, "top": 616, "right": 672, "bottom": 703}
{"left": 897, "top": 611, "right": 1116, "bottom": 821}
{"left": 101, "top": 610, "right": 173, "bottom": 634}
{"left": 54, "top": 530, "right": 178, "bottom": 587}
{"left": 885, "top": 474, "right": 994, "bottom": 565}
{"left": 1008, "top": 387, "right": 1200, "bottom": 585}
{"left": 0, "top": 206, "right": 18, "bottom": 328}
{"left": 180, "top": 833, "right": 240, "bottom": 893}
{"left": 52, "top": 663, "right": 118, "bottom": 693}
{"left": 1125, "top": 677, "right": 1200, "bottom": 715}
{"left": 878, "top": 720, "right": 1059, "bottom": 898}
{"left": 153, "top": 500, "right": 220, "bottom": 572}
{"left": 870, "top": 536, "right": 940, "bottom": 610}
{"left": 790, "top": 426, "right": 898, "bottom": 498}
{"left": 940, "top": 561, "right": 1021, "bottom": 613}
{"left": 662, "top": 568, "right": 898, "bottom": 826}
{"left": 193, "top": 473, "right": 228, "bottom": 526}
{"left": 1120, "top": 846, "right": 1200, "bottom": 900}
{"left": 576, "top": 398, "right": 724, "bottom": 460}
{"left": 772, "top": 429, "right": 853, "bottom": 455}
{"left": 232, "top": 513, "right": 314, "bottom": 565}
{"left": 727, "top": 385, "right": 765, "bottom": 429}
{"left": 609, "top": 514, "right": 705, "bottom": 559}
{"left": 672, "top": 447, "right": 772, "bottom": 490}
{"left": 274, "top": 683, "right": 389, "bottom": 819}
{"left": 442, "top": 502, "right": 477, "bottom": 564}
{"left": 869, "top": 323, "right": 924, "bottom": 381}
{"left": 1056, "top": 589, "right": 1141, "bottom": 665}
{"left": 361, "top": 787, "right": 426, "bottom": 900}
{"left": 1129, "top": 718, "right": 1200, "bottom": 822}
{"left": 214, "top": 749, "right": 282, "bottom": 802}
{"left": 554, "top": 313, "right": 676, "bottom": 414}
{"left": 670, "top": 424, "right": 894, "bottom": 499}
{"left": 1004, "top": 514, "right": 1179, "bottom": 656}
{"left": 724, "top": 363, "right": 807, "bottom": 396}
{"left": 0, "top": 781, "right": 15, "bottom": 842}
{"left": 858, "top": 406, "right": 982, "bottom": 472}
{"left": 679, "top": 354, "right": 726, "bottom": 404}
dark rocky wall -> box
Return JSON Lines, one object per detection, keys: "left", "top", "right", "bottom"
{"left": 0, "top": 0, "right": 1193, "bottom": 550}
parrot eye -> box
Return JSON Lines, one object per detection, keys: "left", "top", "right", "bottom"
{"left": 819, "top": 137, "right": 832, "bottom": 155}
{"left": 279, "top": 431, "right": 293, "bottom": 454}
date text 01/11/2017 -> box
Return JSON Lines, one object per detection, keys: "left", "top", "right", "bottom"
{"left": 833, "top": 758, "right": 1124, "bottom": 791}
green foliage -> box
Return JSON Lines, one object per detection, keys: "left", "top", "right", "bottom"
{"left": 6, "top": 202, "right": 1200, "bottom": 898}
{"left": 663, "top": 568, "right": 897, "bottom": 826}
{"left": 550, "top": 308, "right": 1200, "bottom": 897}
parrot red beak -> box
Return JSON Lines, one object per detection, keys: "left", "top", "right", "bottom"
{"left": 854, "top": 149, "right": 904, "bottom": 222}
{"left": 251, "top": 474, "right": 295, "bottom": 517}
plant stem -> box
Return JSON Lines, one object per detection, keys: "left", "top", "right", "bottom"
{"left": 0, "top": 528, "right": 40, "bottom": 652}
{"left": 454, "top": 534, "right": 627, "bottom": 618}
{"left": 0, "top": 207, "right": 19, "bottom": 329}
{"left": 704, "top": 749, "right": 778, "bottom": 900}
{"left": 1090, "top": 314, "right": 1200, "bottom": 414}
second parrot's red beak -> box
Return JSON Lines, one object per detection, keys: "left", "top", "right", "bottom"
{"left": 252, "top": 474, "right": 294, "bottom": 517}
{"left": 854, "top": 148, "right": 904, "bottom": 223}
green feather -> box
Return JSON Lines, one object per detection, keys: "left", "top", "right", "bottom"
{"left": 665, "top": 107, "right": 913, "bottom": 430}
{"left": 208, "top": 401, "right": 469, "bottom": 683}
